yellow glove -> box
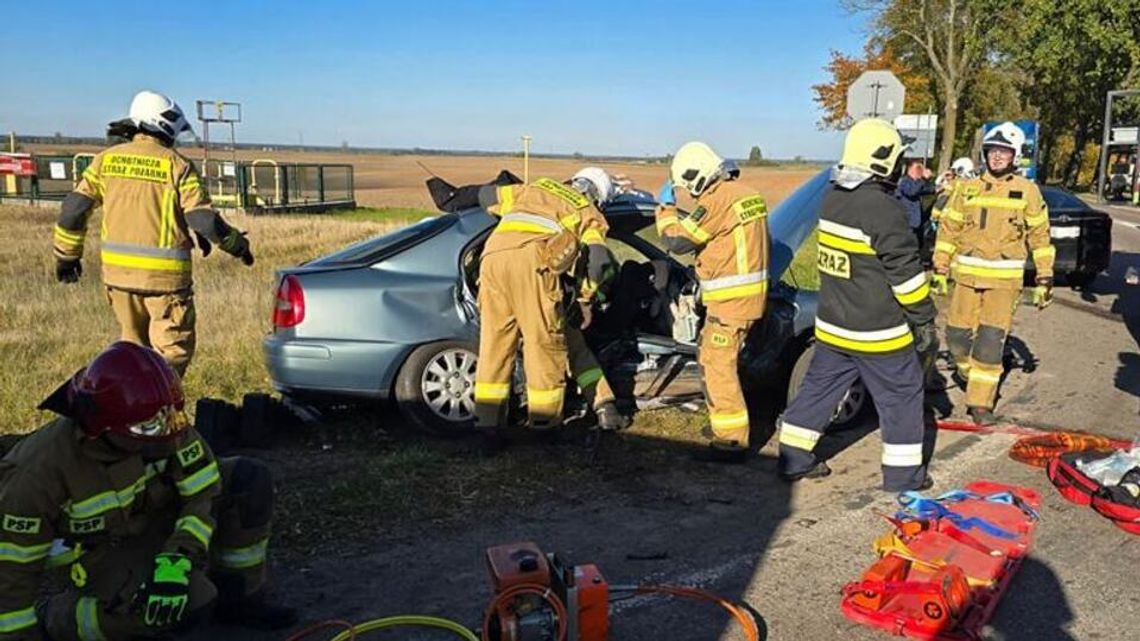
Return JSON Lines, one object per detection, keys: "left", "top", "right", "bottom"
{"left": 930, "top": 273, "right": 949, "bottom": 296}
{"left": 1033, "top": 277, "right": 1054, "bottom": 310}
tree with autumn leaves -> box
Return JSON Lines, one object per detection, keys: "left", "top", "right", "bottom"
{"left": 813, "top": 0, "right": 1140, "bottom": 186}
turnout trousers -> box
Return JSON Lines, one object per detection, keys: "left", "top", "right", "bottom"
{"left": 41, "top": 457, "right": 273, "bottom": 641}
{"left": 566, "top": 327, "right": 615, "bottom": 410}
{"left": 944, "top": 284, "right": 1020, "bottom": 410}
{"left": 699, "top": 317, "right": 754, "bottom": 446}
{"left": 778, "top": 344, "right": 928, "bottom": 491}
{"left": 106, "top": 287, "right": 196, "bottom": 377}
{"left": 474, "top": 243, "right": 569, "bottom": 431}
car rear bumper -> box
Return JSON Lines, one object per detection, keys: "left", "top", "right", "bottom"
{"left": 262, "top": 333, "right": 410, "bottom": 401}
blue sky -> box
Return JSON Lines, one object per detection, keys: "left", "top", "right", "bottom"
{"left": 4, "top": 1, "right": 869, "bottom": 159}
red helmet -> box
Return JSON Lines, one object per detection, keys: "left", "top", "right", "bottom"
{"left": 39, "top": 342, "right": 188, "bottom": 441}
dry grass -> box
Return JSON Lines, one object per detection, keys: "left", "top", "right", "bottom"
{"left": 0, "top": 204, "right": 397, "bottom": 433}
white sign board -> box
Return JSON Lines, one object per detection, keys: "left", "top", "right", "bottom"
{"left": 894, "top": 114, "right": 939, "bottom": 159}
{"left": 49, "top": 162, "right": 67, "bottom": 180}
{"left": 847, "top": 70, "right": 906, "bottom": 121}
{"left": 222, "top": 162, "right": 236, "bottom": 177}
{"left": 1111, "top": 127, "right": 1138, "bottom": 144}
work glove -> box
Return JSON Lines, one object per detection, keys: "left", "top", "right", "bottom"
{"left": 913, "top": 320, "right": 939, "bottom": 357}
{"left": 136, "top": 553, "right": 192, "bottom": 627}
{"left": 56, "top": 259, "right": 82, "bottom": 284}
{"left": 192, "top": 232, "right": 212, "bottom": 257}
{"left": 930, "top": 273, "right": 949, "bottom": 296}
{"left": 220, "top": 230, "right": 255, "bottom": 266}
{"left": 657, "top": 179, "right": 676, "bottom": 206}
{"left": 1033, "top": 277, "right": 1054, "bottom": 310}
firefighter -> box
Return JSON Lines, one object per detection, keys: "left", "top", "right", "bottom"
{"left": 473, "top": 168, "right": 616, "bottom": 445}
{"left": 0, "top": 342, "right": 294, "bottom": 641}
{"left": 932, "top": 157, "right": 976, "bottom": 224}
{"left": 52, "top": 91, "right": 254, "bottom": 377}
{"left": 931, "top": 122, "right": 1054, "bottom": 425}
{"left": 777, "top": 119, "right": 937, "bottom": 492}
{"left": 656, "top": 142, "right": 769, "bottom": 463}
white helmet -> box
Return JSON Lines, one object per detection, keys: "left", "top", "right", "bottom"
{"left": 129, "top": 91, "right": 193, "bottom": 144}
{"left": 570, "top": 167, "right": 616, "bottom": 206}
{"left": 982, "top": 122, "right": 1024, "bottom": 169}
{"left": 670, "top": 141, "right": 729, "bottom": 197}
{"left": 951, "top": 157, "right": 975, "bottom": 178}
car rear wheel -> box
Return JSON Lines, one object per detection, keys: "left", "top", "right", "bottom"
{"left": 786, "top": 341, "right": 867, "bottom": 428}
{"left": 395, "top": 341, "right": 478, "bottom": 436}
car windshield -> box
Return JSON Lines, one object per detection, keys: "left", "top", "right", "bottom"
{"left": 308, "top": 214, "right": 457, "bottom": 266}
{"left": 1042, "top": 188, "right": 1088, "bottom": 211}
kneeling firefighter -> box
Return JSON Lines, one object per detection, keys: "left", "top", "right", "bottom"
{"left": 777, "top": 118, "right": 937, "bottom": 492}
{"left": 656, "top": 142, "right": 769, "bottom": 463}
{"left": 931, "top": 121, "right": 1054, "bottom": 425}
{"left": 473, "top": 169, "right": 617, "bottom": 443}
{"left": 0, "top": 343, "right": 294, "bottom": 641}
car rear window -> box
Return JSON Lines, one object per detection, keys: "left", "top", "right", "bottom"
{"left": 1042, "top": 189, "right": 1088, "bottom": 211}
{"left": 308, "top": 214, "right": 457, "bottom": 266}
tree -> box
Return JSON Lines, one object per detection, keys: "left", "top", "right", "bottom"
{"left": 747, "top": 146, "right": 764, "bottom": 165}
{"left": 846, "top": 0, "right": 1009, "bottom": 173}
{"left": 812, "top": 40, "right": 936, "bottom": 130}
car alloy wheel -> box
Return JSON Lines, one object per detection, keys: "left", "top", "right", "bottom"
{"left": 420, "top": 347, "right": 477, "bottom": 423}
{"left": 833, "top": 381, "right": 866, "bottom": 425}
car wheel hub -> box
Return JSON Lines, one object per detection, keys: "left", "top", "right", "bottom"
{"left": 420, "top": 348, "right": 477, "bottom": 422}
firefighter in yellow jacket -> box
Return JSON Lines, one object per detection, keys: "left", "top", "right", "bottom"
{"left": 931, "top": 122, "right": 1055, "bottom": 425}
{"left": 656, "top": 142, "right": 769, "bottom": 463}
{"left": 52, "top": 91, "right": 254, "bottom": 376}
{"left": 473, "top": 170, "right": 614, "bottom": 445}
{"left": 0, "top": 342, "right": 294, "bottom": 641}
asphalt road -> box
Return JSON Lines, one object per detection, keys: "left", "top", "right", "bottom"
{"left": 194, "top": 203, "right": 1140, "bottom": 641}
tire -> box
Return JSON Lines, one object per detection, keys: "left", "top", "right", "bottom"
{"left": 395, "top": 341, "right": 479, "bottom": 436}
{"left": 786, "top": 341, "right": 868, "bottom": 429}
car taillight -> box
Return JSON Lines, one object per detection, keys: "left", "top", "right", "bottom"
{"left": 273, "top": 275, "right": 305, "bottom": 329}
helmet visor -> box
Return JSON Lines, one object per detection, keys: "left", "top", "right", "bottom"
{"left": 126, "top": 406, "right": 189, "bottom": 440}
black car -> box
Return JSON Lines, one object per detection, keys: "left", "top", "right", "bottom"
{"left": 921, "top": 185, "right": 1112, "bottom": 287}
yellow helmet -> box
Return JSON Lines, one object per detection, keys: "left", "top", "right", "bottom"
{"left": 839, "top": 118, "right": 906, "bottom": 179}
{"left": 670, "top": 141, "right": 728, "bottom": 197}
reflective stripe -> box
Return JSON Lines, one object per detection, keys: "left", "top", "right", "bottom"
{"left": 498, "top": 212, "right": 562, "bottom": 235}
{"left": 218, "top": 538, "right": 269, "bottom": 569}
{"left": 527, "top": 387, "right": 565, "bottom": 406}
{"left": 934, "top": 241, "right": 957, "bottom": 256}
{"left": 54, "top": 225, "right": 85, "bottom": 248}
{"left": 733, "top": 226, "right": 749, "bottom": 275}
{"left": 710, "top": 410, "right": 749, "bottom": 430}
{"left": 474, "top": 382, "right": 511, "bottom": 401}
{"left": 679, "top": 217, "right": 710, "bottom": 243}
{"left": 76, "top": 597, "right": 105, "bottom": 641}
{"left": 894, "top": 283, "right": 930, "bottom": 306}
{"left": 1025, "top": 212, "right": 1048, "bottom": 227}
{"left": 82, "top": 168, "right": 104, "bottom": 196}
{"left": 968, "top": 369, "right": 1002, "bottom": 384}
{"left": 559, "top": 212, "right": 581, "bottom": 230}
{"left": 882, "top": 442, "right": 923, "bottom": 467}
{"left": 815, "top": 319, "right": 914, "bottom": 353}
{"left": 779, "top": 422, "right": 821, "bottom": 451}
{"left": 101, "top": 243, "right": 192, "bottom": 272}
{"left": 576, "top": 367, "right": 604, "bottom": 388}
{"left": 498, "top": 186, "right": 514, "bottom": 215}
{"left": 1032, "top": 245, "right": 1056, "bottom": 261}
{"left": 0, "top": 606, "right": 36, "bottom": 634}
{"left": 160, "top": 189, "right": 176, "bottom": 249}
{"left": 892, "top": 272, "right": 927, "bottom": 296}
{"left": 819, "top": 231, "right": 876, "bottom": 255}
{"left": 702, "top": 271, "right": 768, "bottom": 292}
{"left": 176, "top": 461, "right": 220, "bottom": 498}
{"left": 0, "top": 541, "right": 52, "bottom": 564}
{"left": 45, "top": 541, "right": 84, "bottom": 569}
{"left": 819, "top": 219, "right": 872, "bottom": 243}
{"left": 581, "top": 228, "right": 604, "bottom": 245}
{"left": 943, "top": 208, "right": 966, "bottom": 222}
{"left": 175, "top": 515, "right": 214, "bottom": 548}
{"left": 101, "top": 242, "right": 191, "bottom": 259}
{"left": 703, "top": 281, "right": 767, "bottom": 301}
{"left": 656, "top": 215, "right": 679, "bottom": 234}
{"left": 966, "top": 196, "right": 1026, "bottom": 211}
{"left": 955, "top": 255, "right": 1024, "bottom": 279}
{"left": 892, "top": 272, "right": 930, "bottom": 306}
{"left": 66, "top": 473, "right": 151, "bottom": 520}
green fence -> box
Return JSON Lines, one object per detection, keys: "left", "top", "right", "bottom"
{"left": 1, "top": 155, "right": 93, "bottom": 199}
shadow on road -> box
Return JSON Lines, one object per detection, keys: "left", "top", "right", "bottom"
{"left": 989, "top": 557, "right": 1076, "bottom": 641}
{"left": 1105, "top": 252, "right": 1140, "bottom": 403}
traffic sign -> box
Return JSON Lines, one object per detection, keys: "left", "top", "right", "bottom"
{"left": 0, "top": 153, "right": 35, "bottom": 176}
{"left": 847, "top": 71, "right": 906, "bottom": 121}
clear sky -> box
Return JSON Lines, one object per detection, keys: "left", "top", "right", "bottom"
{"left": 3, "top": 0, "right": 869, "bottom": 159}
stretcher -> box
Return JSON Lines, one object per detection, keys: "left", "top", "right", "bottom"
{"left": 840, "top": 481, "right": 1041, "bottom": 640}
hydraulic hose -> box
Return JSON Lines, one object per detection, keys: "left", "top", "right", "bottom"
{"left": 610, "top": 584, "right": 763, "bottom": 641}
{"left": 285, "top": 615, "right": 479, "bottom": 641}
{"left": 936, "top": 419, "right": 1132, "bottom": 468}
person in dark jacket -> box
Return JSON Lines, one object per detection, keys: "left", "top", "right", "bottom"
{"left": 896, "top": 159, "right": 938, "bottom": 249}
{"left": 777, "top": 118, "right": 938, "bottom": 492}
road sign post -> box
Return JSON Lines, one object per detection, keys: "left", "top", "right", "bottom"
{"left": 847, "top": 71, "right": 906, "bottom": 122}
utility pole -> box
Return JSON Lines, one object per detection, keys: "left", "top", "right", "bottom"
{"left": 521, "top": 135, "right": 532, "bottom": 183}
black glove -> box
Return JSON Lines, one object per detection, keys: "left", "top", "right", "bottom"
{"left": 585, "top": 244, "right": 616, "bottom": 290}
{"left": 56, "top": 259, "right": 82, "bottom": 284}
{"left": 239, "top": 247, "right": 255, "bottom": 266}
{"left": 913, "top": 320, "right": 939, "bottom": 356}
{"left": 220, "top": 230, "right": 254, "bottom": 266}
{"left": 192, "top": 232, "right": 212, "bottom": 257}
{"left": 135, "top": 553, "right": 192, "bottom": 627}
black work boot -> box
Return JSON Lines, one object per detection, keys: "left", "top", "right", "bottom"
{"left": 692, "top": 439, "right": 749, "bottom": 464}
{"left": 214, "top": 597, "right": 298, "bottom": 631}
{"left": 967, "top": 406, "right": 999, "bottom": 426}
{"left": 779, "top": 461, "right": 832, "bottom": 482}
{"left": 596, "top": 401, "right": 630, "bottom": 432}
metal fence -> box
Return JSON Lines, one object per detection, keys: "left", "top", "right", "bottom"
{"left": 1, "top": 155, "right": 93, "bottom": 199}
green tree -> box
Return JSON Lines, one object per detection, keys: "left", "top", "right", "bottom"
{"left": 748, "top": 146, "right": 764, "bottom": 164}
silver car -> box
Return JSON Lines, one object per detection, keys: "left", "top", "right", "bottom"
{"left": 263, "top": 170, "right": 864, "bottom": 434}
